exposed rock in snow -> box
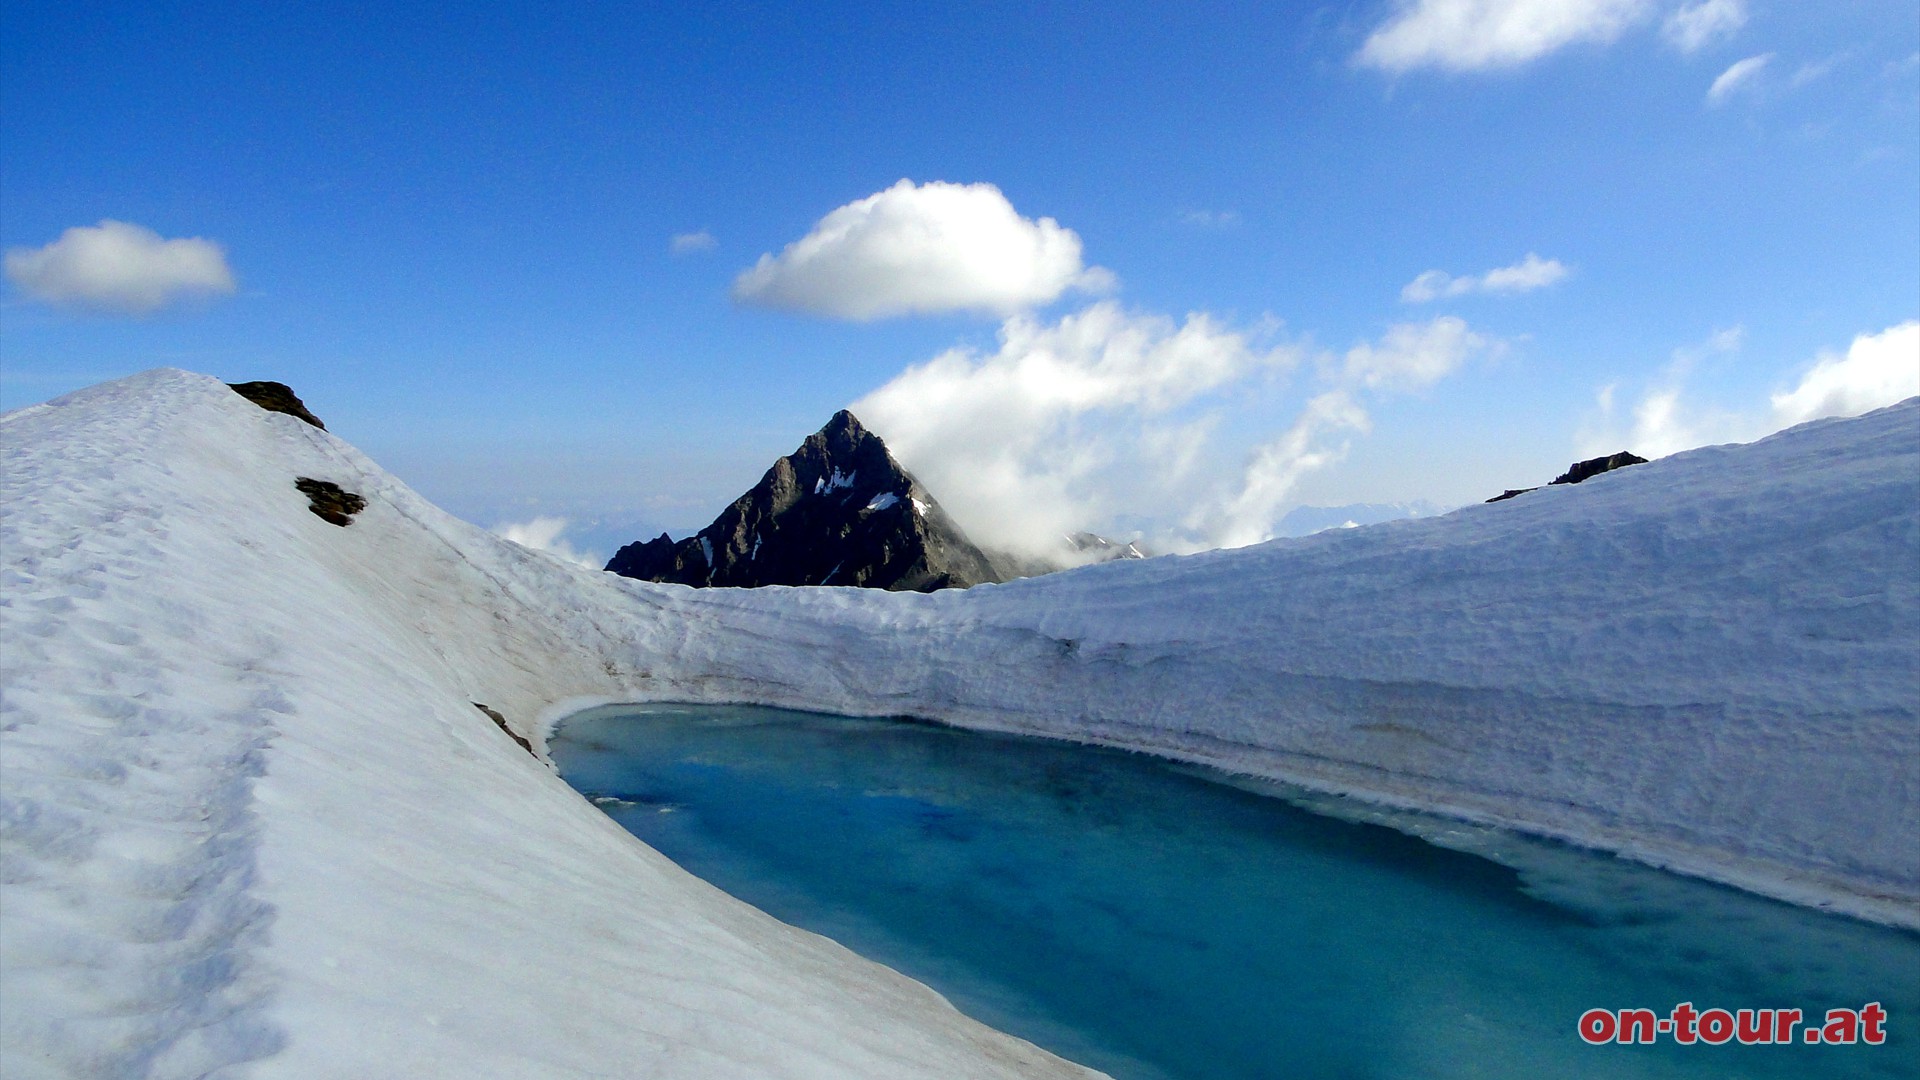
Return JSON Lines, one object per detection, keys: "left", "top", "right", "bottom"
{"left": 1488, "top": 450, "right": 1648, "bottom": 503}
{"left": 605, "top": 410, "right": 1008, "bottom": 591}
{"left": 4, "top": 369, "right": 1917, "bottom": 1078}
{"left": 1551, "top": 450, "right": 1648, "bottom": 487}
{"left": 293, "top": 476, "right": 366, "bottom": 526}
{"left": 227, "top": 380, "right": 326, "bottom": 429}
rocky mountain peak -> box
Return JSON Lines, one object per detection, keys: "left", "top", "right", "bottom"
{"left": 606, "top": 411, "right": 1008, "bottom": 591}
{"left": 820, "top": 408, "right": 864, "bottom": 441}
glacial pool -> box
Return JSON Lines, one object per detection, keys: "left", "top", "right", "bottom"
{"left": 550, "top": 703, "right": 1920, "bottom": 1080}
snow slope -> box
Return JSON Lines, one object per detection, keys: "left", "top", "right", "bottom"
{"left": 4, "top": 369, "right": 1916, "bottom": 1076}
{"left": 0, "top": 372, "right": 1104, "bottom": 1080}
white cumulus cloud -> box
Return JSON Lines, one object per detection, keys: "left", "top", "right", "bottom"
{"left": 1341, "top": 316, "right": 1488, "bottom": 389}
{"left": 1707, "top": 53, "right": 1772, "bottom": 105}
{"left": 1771, "top": 321, "right": 1920, "bottom": 428}
{"left": 1662, "top": 0, "right": 1746, "bottom": 53}
{"left": 4, "top": 220, "right": 237, "bottom": 314}
{"left": 1357, "top": 0, "right": 1652, "bottom": 73}
{"left": 492, "top": 516, "right": 600, "bottom": 569}
{"left": 855, "top": 305, "right": 1493, "bottom": 557}
{"left": 733, "top": 179, "right": 1113, "bottom": 321}
{"left": 853, "top": 301, "right": 1295, "bottom": 557}
{"left": 1401, "top": 253, "right": 1569, "bottom": 303}
{"left": 670, "top": 230, "right": 717, "bottom": 255}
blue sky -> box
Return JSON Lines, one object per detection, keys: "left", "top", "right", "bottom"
{"left": 5, "top": 1, "right": 1916, "bottom": 560}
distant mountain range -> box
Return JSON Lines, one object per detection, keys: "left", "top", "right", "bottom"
{"left": 606, "top": 411, "right": 1104, "bottom": 591}
{"left": 1271, "top": 501, "right": 1451, "bottom": 538}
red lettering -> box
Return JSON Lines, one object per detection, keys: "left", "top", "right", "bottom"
{"left": 1576, "top": 1002, "right": 1881, "bottom": 1048}
{"left": 1671, "top": 1002, "right": 1699, "bottom": 1044}
{"left": 1698, "top": 1009, "right": 1735, "bottom": 1044}
{"left": 1862, "top": 1002, "right": 1887, "bottom": 1045}
{"left": 1735, "top": 1008, "right": 1773, "bottom": 1044}
{"left": 1618, "top": 1009, "right": 1657, "bottom": 1044}
{"left": 1579, "top": 1009, "right": 1616, "bottom": 1044}
{"left": 1823, "top": 1008, "right": 1860, "bottom": 1045}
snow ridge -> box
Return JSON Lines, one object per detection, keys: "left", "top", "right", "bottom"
{"left": 2, "top": 382, "right": 284, "bottom": 1078}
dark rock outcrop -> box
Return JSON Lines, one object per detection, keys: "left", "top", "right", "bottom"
{"left": 295, "top": 478, "right": 366, "bottom": 526}
{"left": 606, "top": 411, "right": 1007, "bottom": 591}
{"left": 1552, "top": 451, "right": 1648, "bottom": 487}
{"left": 1487, "top": 451, "right": 1648, "bottom": 503}
{"left": 231, "top": 381, "right": 326, "bottom": 429}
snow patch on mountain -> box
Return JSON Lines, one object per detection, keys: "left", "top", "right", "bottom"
{"left": 814, "top": 467, "right": 856, "bottom": 495}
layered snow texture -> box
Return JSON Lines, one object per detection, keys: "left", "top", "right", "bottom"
{"left": 4, "top": 369, "right": 1916, "bottom": 1078}
{"left": 0, "top": 372, "right": 1102, "bottom": 1080}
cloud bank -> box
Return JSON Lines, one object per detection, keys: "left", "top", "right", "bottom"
{"left": 733, "top": 180, "right": 1113, "bottom": 320}
{"left": 1771, "top": 322, "right": 1920, "bottom": 429}
{"left": 1401, "top": 253, "right": 1569, "bottom": 303}
{"left": 852, "top": 302, "right": 1295, "bottom": 556}
{"left": 1357, "top": 0, "right": 1652, "bottom": 73}
{"left": 4, "top": 220, "right": 237, "bottom": 314}
{"left": 855, "top": 303, "right": 1492, "bottom": 557}
{"left": 1582, "top": 321, "right": 1920, "bottom": 459}
{"left": 1202, "top": 391, "right": 1373, "bottom": 549}
{"left": 492, "top": 516, "right": 600, "bottom": 569}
